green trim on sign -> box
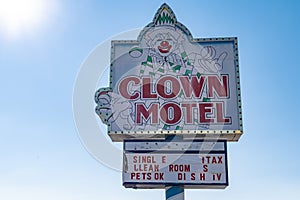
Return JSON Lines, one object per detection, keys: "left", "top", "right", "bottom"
{"left": 203, "top": 97, "right": 210, "bottom": 102}
{"left": 163, "top": 124, "right": 170, "bottom": 129}
{"left": 147, "top": 56, "right": 152, "bottom": 62}
{"left": 156, "top": 12, "right": 175, "bottom": 25}
{"left": 173, "top": 65, "right": 181, "bottom": 71}
{"left": 185, "top": 70, "right": 192, "bottom": 76}
{"left": 149, "top": 72, "right": 155, "bottom": 76}
{"left": 158, "top": 68, "right": 164, "bottom": 73}
{"left": 197, "top": 72, "right": 201, "bottom": 78}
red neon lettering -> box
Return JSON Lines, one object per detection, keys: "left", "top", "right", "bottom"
{"left": 208, "top": 75, "right": 229, "bottom": 98}
{"left": 179, "top": 76, "right": 205, "bottom": 98}
{"left": 119, "top": 76, "right": 140, "bottom": 100}
{"left": 136, "top": 103, "right": 159, "bottom": 124}
{"left": 142, "top": 77, "right": 158, "bottom": 99}
{"left": 199, "top": 103, "right": 214, "bottom": 123}
{"left": 181, "top": 103, "right": 197, "bottom": 124}
{"left": 216, "top": 102, "right": 231, "bottom": 123}
{"left": 157, "top": 76, "right": 180, "bottom": 99}
{"left": 160, "top": 103, "right": 182, "bottom": 124}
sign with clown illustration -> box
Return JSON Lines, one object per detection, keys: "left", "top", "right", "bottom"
{"left": 95, "top": 4, "right": 243, "bottom": 142}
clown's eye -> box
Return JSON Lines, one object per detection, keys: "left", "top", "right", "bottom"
{"left": 156, "top": 39, "right": 162, "bottom": 42}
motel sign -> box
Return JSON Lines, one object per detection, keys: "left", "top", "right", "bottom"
{"left": 95, "top": 3, "right": 242, "bottom": 142}
{"left": 94, "top": 3, "right": 242, "bottom": 192}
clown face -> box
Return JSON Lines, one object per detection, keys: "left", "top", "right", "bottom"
{"left": 148, "top": 31, "right": 179, "bottom": 57}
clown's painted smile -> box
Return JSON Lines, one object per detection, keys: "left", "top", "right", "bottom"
{"left": 158, "top": 40, "right": 172, "bottom": 53}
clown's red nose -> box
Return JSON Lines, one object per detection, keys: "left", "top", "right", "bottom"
{"left": 160, "top": 41, "right": 169, "bottom": 47}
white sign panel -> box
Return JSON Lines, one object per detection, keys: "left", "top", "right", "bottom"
{"left": 123, "top": 140, "right": 228, "bottom": 189}
{"left": 95, "top": 4, "right": 243, "bottom": 142}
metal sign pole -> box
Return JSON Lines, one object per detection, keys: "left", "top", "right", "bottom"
{"left": 166, "top": 186, "right": 184, "bottom": 200}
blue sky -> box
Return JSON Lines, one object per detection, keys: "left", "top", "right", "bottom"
{"left": 0, "top": 0, "right": 300, "bottom": 199}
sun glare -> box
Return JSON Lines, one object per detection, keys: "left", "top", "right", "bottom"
{"left": 0, "top": 0, "right": 55, "bottom": 38}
